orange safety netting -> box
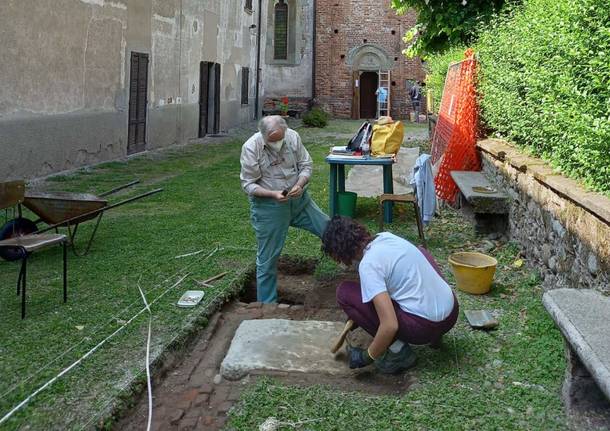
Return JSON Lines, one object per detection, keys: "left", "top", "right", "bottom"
{"left": 431, "top": 49, "right": 480, "bottom": 202}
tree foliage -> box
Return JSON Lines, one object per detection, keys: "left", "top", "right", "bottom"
{"left": 391, "top": 0, "right": 507, "bottom": 57}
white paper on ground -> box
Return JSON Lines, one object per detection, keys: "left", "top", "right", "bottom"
{"left": 177, "top": 290, "right": 205, "bottom": 307}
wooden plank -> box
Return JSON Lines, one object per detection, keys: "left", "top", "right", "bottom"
{"left": 351, "top": 70, "right": 360, "bottom": 120}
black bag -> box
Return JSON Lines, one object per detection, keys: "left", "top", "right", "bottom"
{"left": 347, "top": 121, "right": 373, "bottom": 151}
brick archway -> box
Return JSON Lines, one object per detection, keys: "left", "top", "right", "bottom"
{"left": 347, "top": 44, "right": 393, "bottom": 119}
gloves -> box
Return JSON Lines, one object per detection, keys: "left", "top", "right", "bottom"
{"left": 347, "top": 346, "right": 375, "bottom": 369}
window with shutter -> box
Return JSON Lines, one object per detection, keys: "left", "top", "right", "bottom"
{"left": 273, "top": 0, "right": 288, "bottom": 60}
{"left": 241, "top": 67, "right": 250, "bottom": 105}
{"left": 128, "top": 52, "right": 149, "bottom": 155}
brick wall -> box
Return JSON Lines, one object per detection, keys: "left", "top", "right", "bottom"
{"left": 315, "top": 0, "right": 425, "bottom": 119}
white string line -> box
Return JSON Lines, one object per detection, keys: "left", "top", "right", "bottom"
{"left": 136, "top": 280, "right": 153, "bottom": 431}
{"left": 0, "top": 273, "right": 189, "bottom": 426}
{"left": 0, "top": 246, "right": 221, "bottom": 402}
{"left": 0, "top": 245, "right": 251, "bottom": 427}
{"left": 76, "top": 266, "right": 252, "bottom": 431}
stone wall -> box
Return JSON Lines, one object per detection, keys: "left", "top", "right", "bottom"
{"left": 315, "top": 0, "right": 425, "bottom": 119}
{"left": 0, "top": 0, "right": 264, "bottom": 182}
{"left": 478, "top": 139, "right": 609, "bottom": 294}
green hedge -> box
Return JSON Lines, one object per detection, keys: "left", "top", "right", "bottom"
{"left": 426, "top": 0, "right": 610, "bottom": 194}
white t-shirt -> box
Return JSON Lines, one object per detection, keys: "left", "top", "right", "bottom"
{"left": 358, "top": 232, "right": 454, "bottom": 322}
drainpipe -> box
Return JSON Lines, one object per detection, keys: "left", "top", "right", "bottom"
{"left": 311, "top": 0, "right": 317, "bottom": 105}
{"left": 254, "top": 0, "right": 263, "bottom": 120}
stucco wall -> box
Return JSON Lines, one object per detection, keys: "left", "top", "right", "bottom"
{"left": 478, "top": 139, "right": 609, "bottom": 294}
{"left": 262, "top": 0, "right": 314, "bottom": 99}
{"left": 0, "top": 0, "right": 263, "bottom": 181}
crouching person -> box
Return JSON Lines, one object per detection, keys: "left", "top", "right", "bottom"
{"left": 321, "top": 216, "right": 459, "bottom": 373}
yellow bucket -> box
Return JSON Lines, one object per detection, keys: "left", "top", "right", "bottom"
{"left": 448, "top": 252, "right": 498, "bottom": 295}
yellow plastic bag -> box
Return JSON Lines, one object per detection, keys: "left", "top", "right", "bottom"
{"left": 371, "top": 121, "right": 404, "bottom": 156}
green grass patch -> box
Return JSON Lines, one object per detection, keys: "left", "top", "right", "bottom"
{"left": 0, "top": 120, "right": 566, "bottom": 430}
{"left": 228, "top": 156, "right": 568, "bottom": 429}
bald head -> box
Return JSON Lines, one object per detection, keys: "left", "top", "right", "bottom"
{"left": 258, "top": 115, "right": 288, "bottom": 142}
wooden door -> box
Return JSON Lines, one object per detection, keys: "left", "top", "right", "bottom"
{"left": 199, "top": 61, "right": 211, "bottom": 138}
{"left": 128, "top": 52, "right": 149, "bottom": 155}
{"left": 213, "top": 63, "right": 221, "bottom": 134}
{"left": 359, "top": 71, "right": 378, "bottom": 119}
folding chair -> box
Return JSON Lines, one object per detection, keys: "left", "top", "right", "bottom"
{"left": 378, "top": 192, "right": 427, "bottom": 248}
{"left": 0, "top": 181, "right": 68, "bottom": 319}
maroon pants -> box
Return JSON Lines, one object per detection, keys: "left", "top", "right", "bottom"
{"left": 337, "top": 246, "right": 459, "bottom": 345}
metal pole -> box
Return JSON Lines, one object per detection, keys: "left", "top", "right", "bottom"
{"left": 63, "top": 241, "right": 67, "bottom": 303}
{"left": 311, "top": 0, "right": 317, "bottom": 102}
{"left": 99, "top": 180, "right": 140, "bottom": 197}
{"left": 254, "top": 0, "right": 263, "bottom": 120}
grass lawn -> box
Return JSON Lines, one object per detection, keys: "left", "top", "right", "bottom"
{"left": 0, "top": 120, "right": 567, "bottom": 430}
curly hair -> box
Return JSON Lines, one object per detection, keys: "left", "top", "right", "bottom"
{"left": 321, "top": 216, "right": 373, "bottom": 265}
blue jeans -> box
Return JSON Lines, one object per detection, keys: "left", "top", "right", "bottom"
{"left": 250, "top": 191, "right": 329, "bottom": 303}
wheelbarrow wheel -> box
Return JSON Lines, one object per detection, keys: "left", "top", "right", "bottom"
{"left": 0, "top": 217, "right": 38, "bottom": 261}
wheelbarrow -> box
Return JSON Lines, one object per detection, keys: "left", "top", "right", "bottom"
{"left": 0, "top": 180, "right": 162, "bottom": 260}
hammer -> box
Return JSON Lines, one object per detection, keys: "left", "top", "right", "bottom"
{"left": 330, "top": 319, "right": 354, "bottom": 354}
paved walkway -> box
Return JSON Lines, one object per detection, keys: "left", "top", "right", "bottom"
{"left": 346, "top": 147, "right": 419, "bottom": 197}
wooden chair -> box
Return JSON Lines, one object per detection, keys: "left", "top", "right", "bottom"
{"left": 378, "top": 193, "right": 427, "bottom": 248}
{"left": 0, "top": 181, "right": 68, "bottom": 319}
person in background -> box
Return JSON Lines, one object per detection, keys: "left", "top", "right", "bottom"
{"left": 375, "top": 86, "right": 388, "bottom": 117}
{"left": 240, "top": 115, "right": 329, "bottom": 303}
{"left": 321, "top": 216, "right": 458, "bottom": 373}
{"left": 410, "top": 81, "right": 422, "bottom": 122}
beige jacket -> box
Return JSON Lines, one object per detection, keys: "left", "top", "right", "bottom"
{"left": 240, "top": 128, "right": 313, "bottom": 195}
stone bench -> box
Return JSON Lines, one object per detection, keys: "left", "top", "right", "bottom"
{"left": 450, "top": 170, "right": 509, "bottom": 234}
{"left": 543, "top": 289, "right": 610, "bottom": 419}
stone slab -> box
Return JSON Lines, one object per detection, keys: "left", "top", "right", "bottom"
{"left": 478, "top": 138, "right": 610, "bottom": 224}
{"left": 451, "top": 170, "right": 509, "bottom": 214}
{"left": 345, "top": 147, "right": 418, "bottom": 197}
{"left": 543, "top": 175, "right": 610, "bottom": 224}
{"left": 220, "top": 319, "right": 347, "bottom": 380}
{"left": 543, "top": 289, "right": 610, "bottom": 400}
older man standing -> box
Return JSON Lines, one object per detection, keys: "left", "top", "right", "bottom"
{"left": 240, "top": 115, "right": 329, "bottom": 303}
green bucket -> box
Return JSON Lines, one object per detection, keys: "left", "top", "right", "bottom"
{"left": 337, "top": 191, "right": 357, "bottom": 218}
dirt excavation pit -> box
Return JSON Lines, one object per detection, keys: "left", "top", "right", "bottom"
{"left": 116, "top": 260, "right": 417, "bottom": 431}
{"left": 239, "top": 257, "right": 358, "bottom": 310}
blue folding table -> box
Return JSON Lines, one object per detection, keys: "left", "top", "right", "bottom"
{"left": 325, "top": 156, "right": 395, "bottom": 224}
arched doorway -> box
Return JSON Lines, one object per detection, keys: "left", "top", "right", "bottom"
{"left": 359, "top": 72, "right": 378, "bottom": 119}
{"left": 347, "top": 44, "right": 392, "bottom": 119}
